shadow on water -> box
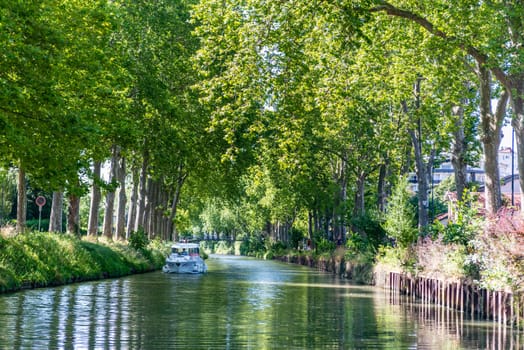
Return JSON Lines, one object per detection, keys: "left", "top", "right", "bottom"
{"left": 0, "top": 255, "right": 521, "bottom": 349}
{"left": 386, "top": 290, "right": 523, "bottom": 349}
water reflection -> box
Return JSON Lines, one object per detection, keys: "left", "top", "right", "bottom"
{"left": 382, "top": 289, "right": 522, "bottom": 349}
{"left": 0, "top": 256, "right": 521, "bottom": 349}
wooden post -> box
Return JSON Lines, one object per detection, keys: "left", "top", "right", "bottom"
{"left": 497, "top": 292, "right": 506, "bottom": 323}
{"left": 487, "top": 290, "right": 491, "bottom": 320}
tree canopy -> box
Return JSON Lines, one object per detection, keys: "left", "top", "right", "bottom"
{"left": 0, "top": 0, "right": 519, "bottom": 245}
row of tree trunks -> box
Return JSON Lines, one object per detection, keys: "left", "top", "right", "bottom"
{"left": 267, "top": 220, "right": 293, "bottom": 243}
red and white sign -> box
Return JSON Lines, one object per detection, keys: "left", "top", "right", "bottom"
{"left": 35, "top": 196, "right": 46, "bottom": 207}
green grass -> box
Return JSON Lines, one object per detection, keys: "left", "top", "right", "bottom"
{"left": 0, "top": 232, "right": 169, "bottom": 293}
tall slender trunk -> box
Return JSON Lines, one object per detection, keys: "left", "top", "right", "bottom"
{"left": 67, "top": 194, "right": 80, "bottom": 236}
{"left": 353, "top": 172, "right": 366, "bottom": 218}
{"left": 126, "top": 165, "right": 139, "bottom": 238}
{"left": 509, "top": 75, "right": 524, "bottom": 215}
{"left": 115, "top": 156, "right": 126, "bottom": 240}
{"left": 409, "top": 127, "right": 431, "bottom": 229}
{"left": 403, "top": 77, "right": 433, "bottom": 229}
{"left": 478, "top": 65, "right": 507, "bottom": 215}
{"left": 339, "top": 156, "right": 348, "bottom": 241}
{"left": 49, "top": 191, "right": 63, "bottom": 232}
{"left": 16, "top": 166, "right": 26, "bottom": 233}
{"left": 103, "top": 145, "right": 118, "bottom": 239}
{"left": 377, "top": 157, "right": 390, "bottom": 212}
{"left": 135, "top": 150, "right": 149, "bottom": 231}
{"left": 88, "top": 161, "right": 102, "bottom": 236}
{"left": 143, "top": 177, "right": 153, "bottom": 238}
{"left": 451, "top": 105, "right": 468, "bottom": 202}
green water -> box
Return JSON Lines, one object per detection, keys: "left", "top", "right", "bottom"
{"left": 0, "top": 255, "right": 520, "bottom": 349}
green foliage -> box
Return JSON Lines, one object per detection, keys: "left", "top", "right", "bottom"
{"left": 383, "top": 176, "right": 418, "bottom": 248}
{"left": 350, "top": 212, "right": 387, "bottom": 251}
{"left": 128, "top": 229, "right": 149, "bottom": 252}
{"left": 315, "top": 237, "right": 336, "bottom": 254}
{"left": 376, "top": 245, "right": 418, "bottom": 274}
{"left": 25, "top": 219, "right": 50, "bottom": 232}
{"left": 239, "top": 234, "right": 266, "bottom": 257}
{"left": 0, "top": 168, "right": 16, "bottom": 224}
{"left": 289, "top": 228, "right": 305, "bottom": 250}
{"left": 430, "top": 189, "right": 480, "bottom": 245}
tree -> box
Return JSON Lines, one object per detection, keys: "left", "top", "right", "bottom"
{"left": 383, "top": 176, "right": 417, "bottom": 248}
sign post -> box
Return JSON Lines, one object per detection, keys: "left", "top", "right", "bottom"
{"left": 35, "top": 196, "right": 46, "bottom": 231}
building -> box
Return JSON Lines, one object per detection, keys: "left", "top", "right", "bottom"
{"left": 409, "top": 147, "right": 518, "bottom": 194}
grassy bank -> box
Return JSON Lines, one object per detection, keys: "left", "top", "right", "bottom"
{"left": 0, "top": 231, "right": 170, "bottom": 293}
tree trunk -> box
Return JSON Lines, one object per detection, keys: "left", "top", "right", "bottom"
{"left": 126, "top": 165, "right": 139, "bottom": 238}
{"left": 404, "top": 77, "right": 432, "bottom": 229}
{"left": 509, "top": 75, "right": 524, "bottom": 215}
{"left": 478, "top": 65, "right": 507, "bottom": 215}
{"left": 103, "top": 146, "right": 118, "bottom": 239}
{"left": 67, "top": 194, "right": 80, "bottom": 236}
{"left": 49, "top": 191, "right": 63, "bottom": 232}
{"left": 451, "top": 105, "right": 468, "bottom": 202}
{"left": 353, "top": 172, "right": 366, "bottom": 218}
{"left": 151, "top": 181, "right": 160, "bottom": 239}
{"left": 88, "top": 161, "right": 102, "bottom": 236}
{"left": 143, "top": 177, "right": 153, "bottom": 238}
{"left": 340, "top": 158, "right": 348, "bottom": 241}
{"left": 135, "top": 150, "right": 149, "bottom": 231}
{"left": 115, "top": 155, "right": 126, "bottom": 240}
{"left": 16, "top": 166, "right": 27, "bottom": 233}
{"left": 409, "top": 128, "right": 432, "bottom": 229}
{"left": 377, "top": 157, "right": 390, "bottom": 212}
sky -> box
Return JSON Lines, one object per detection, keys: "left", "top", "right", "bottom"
{"left": 501, "top": 124, "right": 515, "bottom": 149}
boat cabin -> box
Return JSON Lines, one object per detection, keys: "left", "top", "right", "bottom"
{"left": 171, "top": 243, "right": 200, "bottom": 256}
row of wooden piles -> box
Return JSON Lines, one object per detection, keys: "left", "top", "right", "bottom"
{"left": 385, "top": 272, "right": 522, "bottom": 328}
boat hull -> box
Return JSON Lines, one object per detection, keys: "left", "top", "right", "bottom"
{"left": 162, "top": 258, "right": 207, "bottom": 274}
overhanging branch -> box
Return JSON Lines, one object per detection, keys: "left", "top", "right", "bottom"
{"left": 370, "top": 1, "right": 510, "bottom": 89}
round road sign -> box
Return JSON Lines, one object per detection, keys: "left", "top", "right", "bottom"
{"left": 35, "top": 196, "right": 46, "bottom": 207}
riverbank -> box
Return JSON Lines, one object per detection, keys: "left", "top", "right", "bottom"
{"left": 0, "top": 231, "right": 169, "bottom": 293}
{"left": 273, "top": 235, "right": 524, "bottom": 328}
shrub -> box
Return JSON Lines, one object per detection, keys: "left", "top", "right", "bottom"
{"left": 316, "top": 237, "right": 335, "bottom": 253}
{"left": 239, "top": 234, "right": 266, "bottom": 257}
{"left": 128, "top": 229, "right": 149, "bottom": 252}
{"left": 350, "top": 212, "right": 386, "bottom": 250}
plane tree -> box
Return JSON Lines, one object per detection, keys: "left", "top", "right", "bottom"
{"left": 0, "top": 0, "right": 127, "bottom": 233}
{"left": 366, "top": 0, "right": 521, "bottom": 214}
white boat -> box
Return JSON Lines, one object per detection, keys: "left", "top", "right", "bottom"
{"left": 162, "top": 242, "right": 208, "bottom": 274}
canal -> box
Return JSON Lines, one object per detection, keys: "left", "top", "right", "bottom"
{"left": 0, "top": 255, "right": 521, "bottom": 349}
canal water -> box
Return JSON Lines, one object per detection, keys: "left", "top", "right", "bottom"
{"left": 0, "top": 255, "right": 521, "bottom": 349}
